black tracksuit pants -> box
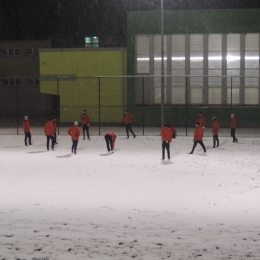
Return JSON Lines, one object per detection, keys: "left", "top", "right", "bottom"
{"left": 46, "top": 135, "right": 54, "bottom": 150}
{"left": 82, "top": 125, "right": 90, "bottom": 139}
{"left": 71, "top": 140, "right": 78, "bottom": 153}
{"left": 213, "top": 134, "right": 219, "bottom": 147}
{"left": 125, "top": 124, "right": 135, "bottom": 138}
{"left": 190, "top": 140, "right": 206, "bottom": 153}
{"left": 24, "top": 132, "right": 31, "bottom": 145}
{"left": 105, "top": 135, "right": 113, "bottom": 151}
{"left": 231, "top": 128, "right": 238, "bottom": 142}
{"left": 162, "top": 141, "right": 170, "bottom": 159}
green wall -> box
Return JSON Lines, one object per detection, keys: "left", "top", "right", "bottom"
{"left": 127, "top": 9, "right": 260, "bottom": 127}
{"left": 40, "top": 49, "right": 127, "bottom": 123}
{"left": 130, "top": 105, "right": 260, "bottom": 128}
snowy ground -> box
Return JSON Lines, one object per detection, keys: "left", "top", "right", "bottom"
{"left": 1, "top": 131, "right": 260, "bottom": 260}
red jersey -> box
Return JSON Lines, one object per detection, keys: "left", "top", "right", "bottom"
{"left": 44, "top": 121, "right": 54, "bottom": 136}
{"left": 231, "top": 117, "right": 237, "bottom": 128}
{"left": 198, "top": 115, "right": 206, "bottom": 128}
{"left": 68, "top": 126, "right": 81, "bottom": 140}
{"left": 212, "top": 120, "right": 220, "bottom": 134}
{"left": 81, "top": 113, "right": 90, "bottom": 125}
{"left": 161, "top": 127, "right": 172, "bottom": 142}
{"left": 22, "top": 120, "right": 31, "bottom": 132}
{"left": 124, "top": 113, "right": 134, "bottom": 124}
{"left": 194, "top": 125, "right": 203, "bottom": 141}
{"left": 104, "top": 132, "right": 117, "bottom": 148}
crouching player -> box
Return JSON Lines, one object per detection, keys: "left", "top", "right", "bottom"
{"left": 104, "top": 132, "right": 117, "bottom": 153}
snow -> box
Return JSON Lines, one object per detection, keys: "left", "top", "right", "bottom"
{"left": 1, "top": 131, "right": 260, "bottom": 259}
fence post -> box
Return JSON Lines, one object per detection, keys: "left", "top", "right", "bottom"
{"left": 15, "top": 78, "right": 19, "bottom": 135}
{"left": 98, "top": 77, "right": 101, "bottom": 135}
{"left": 142, "top": 76, "right": 145, "bottom": 136}
{"left": 57, "top": 77, "right": 60, "bottom": 135}
{"left": 231, "top": 76, "right": 233, "bottom": 112}
{"left": 185, "top": 76, "right": 188, "bottom": 136}
{"left": 122, "top": 76, "right": 125, "bottom": 122}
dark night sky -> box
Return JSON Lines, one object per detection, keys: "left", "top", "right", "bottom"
{"left": 1, "top": 0, "right": 260, "bottom": 46}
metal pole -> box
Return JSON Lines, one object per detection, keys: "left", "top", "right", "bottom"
{"left": 142, "top": 77, "right": 145, "bottom": 136}
{"left": 57, "top": 77, "right": 60, "bottom": 135}
{"left": 160, "top": 0, "right": 164, "bottom": 128}
{"left": 15, "top": 78, "right": 19, "bottom": 135}
{"left": 98, "top": 77, "right": 101, "bottom": 135}
{"left": 185, "top": 76, "right": 188, "bottom": 136}
{"left": 231, "top": 76, "right": 233, "bottom": 112}
{"left": 121, "top": 50, "right": 125, "bottom": 118}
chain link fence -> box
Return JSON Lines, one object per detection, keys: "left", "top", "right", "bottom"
{"left": 1, "top": 76, "right": 260, "bottom": 137}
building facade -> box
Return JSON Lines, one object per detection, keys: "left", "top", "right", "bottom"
{"left": 127, "top": 9, "right": 260, "bottom": 127}
{"left": 0, "top": 40, "right": 53, "bottom": 124}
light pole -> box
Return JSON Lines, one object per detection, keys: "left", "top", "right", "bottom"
{"left": 160, "top": 0, "right": 164, "bottom": 128}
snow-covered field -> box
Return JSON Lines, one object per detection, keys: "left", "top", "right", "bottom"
{"left": 1, "top": 132, "right": 260, "bottom": 260}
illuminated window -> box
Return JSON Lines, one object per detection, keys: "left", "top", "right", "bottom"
{"left": 227, "top": 34, "right": 240, "bottom": 104}
{"left": 208, "top": 34, "right": 222, "bottom": 104}
{"left": 190, "top": 34, "right": 203, "bottom": 104}
{"left": 154, "top": 35, "right": 167, "bottom": 104}
{"left": 134, "top": 32, "right": 260, "bottom": 106}
{"left": 136, "top": 35, "right": 149, "bottom": 74}
{"left": 245, "top": 33, "right": 259, "bottom": 104}
{"left": 85, "top": 37, "right": 99, "bottom": 48}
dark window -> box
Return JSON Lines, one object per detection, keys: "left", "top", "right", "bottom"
{"left": 2, "top": 48, "right": 20, "bottom": 56}
{"left": 28, "top": 79, "right": 34, "bottom": 85}
{"left": 27, "top": 48, "right": 33, "bottom": 55}
{"left": 35, "top": 78, "right": 40, "bottom": 85}
{"left": 9, "top": 79, "right": 15, "bottom": 86}
{"left": 16, "top": 79, "right": 22, "bottom": 85}
{"left": 3, "top": 79, "right": 8, "bottom": 85}
{"left": 34, "top": 48, "right": 39, "bottom": 55}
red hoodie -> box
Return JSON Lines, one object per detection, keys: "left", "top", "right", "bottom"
{"left": 68, "top": 126, "right": 81, "bottom": 140}
{"left": 212, "top": 120, "right": 220, "bottom": 134}
{"left": 104, "top": 132, "right": 117, "bottom": 148}
{"left": 231, "top": 117, "right": 237, "bottom": 128}
{"left": 194, "top": 125, "right": 203, "bottom": 141}
{"left": 124, "top": 113, "right": 134, "bottom": 124}
{"left": 161, "top": 127, "right": 172, "bottom": 142}
{"left": 44, "top": 121, "right": 54, "bottom": 136}
{"left": 198, "top": 115, "right": 206, "bottom": 128}
{"left": 80, "top": 113, "right": 90, "bottom": 125}
{"left": 22, "top": 120, "right": 31, "bottom": 132}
